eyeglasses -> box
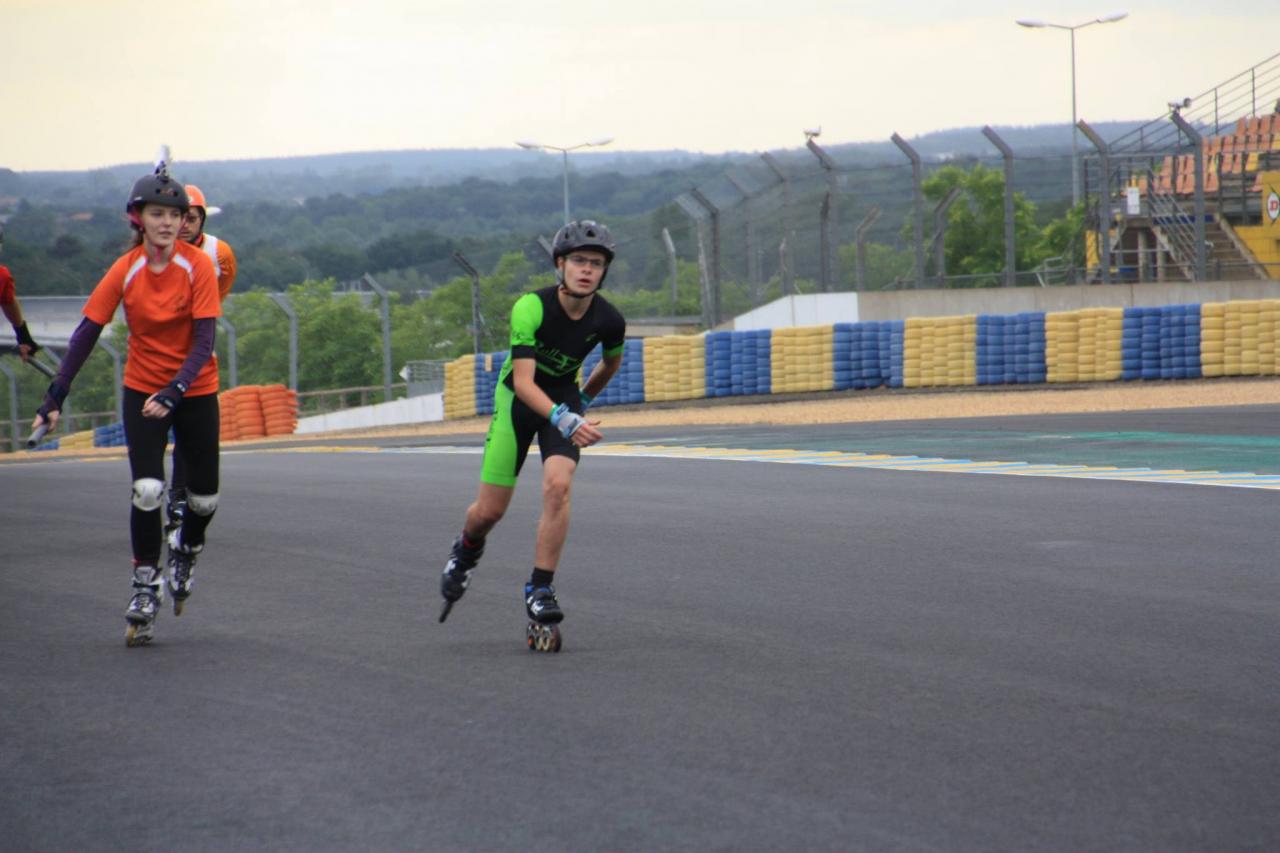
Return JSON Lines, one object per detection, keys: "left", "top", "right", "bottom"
{"left": 567, "top": 254, "right": 606, "bottom": 270}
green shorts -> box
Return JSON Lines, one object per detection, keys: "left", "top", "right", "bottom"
{"left": 480, "top": 383, "right": 582, "bottom": 487}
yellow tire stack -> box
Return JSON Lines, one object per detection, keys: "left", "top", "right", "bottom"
{"left": 642, "top": 335, "right": 706, "bottom": 402}
{"left": 1077, "top": 308, "right": 1124, "bottom": 381}
{"left": 1201, "top": 303, "right": 1225, "bottom": 377}
{"left": 902, "top": 316, "right": 975, "bottom": 388}
{"left": 57, "top": 429, "right": 96, "bottom": 451}
{"left": 770, "top": 325, "right": 834, "bottom": 394}
{"left": 1045, "top": 311, "right": 1079, "bottom": 383}
{"left": 1205, "top": 299, "right": 1279, "bottom": 377}
{"left": 1262, "top": 300, "right": 1279, "bottom": 375}
{"left": 443, "top": 354, "right": 478, "bottom": 420}
{"left": 1046, "top": 308, "right": 1123, "bottom": 383}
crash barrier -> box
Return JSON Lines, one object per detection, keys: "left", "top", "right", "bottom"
{"left": 437, "top": 299, "right": 1279, "bottom": 419}
{"left": 219, "top": 384, "right": 298, "bottom": 440}
{"left": 36, "top": 384, "right": 302, "bottom": 450}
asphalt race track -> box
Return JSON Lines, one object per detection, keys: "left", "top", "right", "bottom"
{"left": 2, "top": 406, "right": 1278, "bottom": 851}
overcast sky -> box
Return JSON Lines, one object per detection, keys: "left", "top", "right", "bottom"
{"left": 4, "top": 0, "right": 1275, "bottom": 171}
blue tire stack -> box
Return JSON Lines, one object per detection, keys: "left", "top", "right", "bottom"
{"left": 1015, "top": 313, "right": 1047, "bottom": 384}
{"left": 886, "top": 321, "right": 905, "bottom": 388}
{"left": 93, "top": 421, "right": 127, "bottom": 448}
{"left": 833, "top": 324, "right": 854, "bottom": 391}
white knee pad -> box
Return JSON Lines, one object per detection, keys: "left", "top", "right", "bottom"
{"left": 131, "top": 478, "right": 165, "bottom": 511}
{"left": 186, "top": 491, "right": 219, "bottom": 517}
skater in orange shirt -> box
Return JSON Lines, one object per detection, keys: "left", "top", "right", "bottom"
{"left": 32, "top": 156, "right": 223, "bottom": 646}
{"left": 163, "top": 184, "right": 238, "bottom": 530}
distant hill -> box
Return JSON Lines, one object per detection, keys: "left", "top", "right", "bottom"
{"left": 0, "top": 121, "right": 1145, "bottom": 209}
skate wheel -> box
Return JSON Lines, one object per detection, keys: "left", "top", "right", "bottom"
{"left": 125, "top": 623, "right": 153, "bottom": 647}
{"left": 526, "top": 623, "right": 562, "bottom": 653}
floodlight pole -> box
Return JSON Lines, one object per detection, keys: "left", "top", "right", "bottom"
{"left": 1016, "top": 12, "right": 1129, "bottom": 206}
{"left": 515, "top": 137, "right": 615, "bottom": 224}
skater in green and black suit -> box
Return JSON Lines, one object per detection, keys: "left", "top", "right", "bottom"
{"left": 439, "top": 220, "right": 626, "bottom": 633}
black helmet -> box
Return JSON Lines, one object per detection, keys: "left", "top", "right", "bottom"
{"left": 551, "top": 220, "right": 616, "bottom": 264}
{"left": 126, "top": 174, "right": 189, "bottom": 213}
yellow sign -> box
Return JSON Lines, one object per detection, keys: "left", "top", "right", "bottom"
{"left": 1263, "top": 171, "right": 1280, "bottom": 230}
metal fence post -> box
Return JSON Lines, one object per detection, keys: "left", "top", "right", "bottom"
{"left": 891, "top": 133, "right": 926, "bottom": 289}
{"left": 96, "top": 339, "right": 123, "bottom": 421}
{"left": 689, "top": 189, "right": 722, "bottom": 326}
{"left": 1169, "top": 111, "right": 1207, "bottom": 280}
{"left": 674, "top": 194, "right": 713, "bottom": 329}
{"left": 726, "top": 170, "right": 762, "bottom": 296}
{"left": 361, "top": 273, "right": 393, "bottom": 402}
{"left": 982, "top": 126, "right": 1018, "bottom": 287}
{"left": 806, "top": 138, "right": 839, "bottom": 292}
{"left": 853, "top": 208, "right": 881, "bottom": 292}
{"left": 1077, "top": 121, "right": 1112, "bottom": 284}
{"left": 217, "top": 315, "right": 238, "bottom": 388}
{"left": 661, "top": 228, "right": 679, "bottom": 313}
{"left": 930, "top": 188, "right": 964, "bottom": 286}
{"left": 268, "top": 293, "right": 298, "bottom": 390}
{"left": 0, "top": 361, "right": 18, "bottom": 452}
{"left": 760, "top": 153, "right": 795, "bottom": 295}
{"left": 451, "top": 253, "right": 482, "bottom": 355}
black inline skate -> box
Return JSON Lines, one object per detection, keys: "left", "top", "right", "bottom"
{"left": 125, "top": 564, "right": 164, "bottom": 647}
{"left": 166, "top": 528, "right": 200, "bottom": 616}
{"left": 524, "top": 583, "right": 563, "bottom": 653}
{"left": 438, "top": 535, "right": 484, "bottom": 623}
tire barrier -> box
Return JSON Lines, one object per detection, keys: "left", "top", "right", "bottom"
{"left": 904, "top": 315, "right": 976, "bottom": 388}
{"left": 443, "top": 355, "right": 478, "bottom": 420}
{"left": 977, "top": 313, "right": 1047, "bottom": 385}
{"left": 218, "top": 384, "right": 298, "bottom": 441}
{"left": 582, "top": 339, "right": 645, "bottom": 406}
{"left": 439, "top": 299, "right": 1280, "bottom": 419}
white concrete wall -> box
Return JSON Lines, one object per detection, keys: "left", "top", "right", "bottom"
{"left": 296, "top": 392, "right": 444, "bottom": 434}
{"left": 730, "top": 293, "right": 861, "bottom": 330}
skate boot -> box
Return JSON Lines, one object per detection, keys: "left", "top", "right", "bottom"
{"left": 165, "top": 488, "right": 187, "bottom": 535}
{"left": 438, "top": 535, "right": 484, "bottom": 623}
{"left": 125, "top": 564, "right": 164, "bottom": 647}
{"left": 524, "top": 583, "right": 563, "bottom": 653}
{"left": 166, "top": 528, "right": 202, "bottom": 616}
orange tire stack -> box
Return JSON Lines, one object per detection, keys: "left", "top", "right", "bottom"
{"left": 259, "top": 384, "right": 299, "bottom": 436}
{"left": 219, "top": 389, "right": 243, "bottom": 441}
{"left": 218, "top": 384, "right": 299, "bottom": 441}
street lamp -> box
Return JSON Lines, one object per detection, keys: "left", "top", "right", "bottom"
{"left": 515, "top": 136, "right": 614, "bottom": 224}
{"left": 1017, "top": 11, "right": 1128, "bottom": 206}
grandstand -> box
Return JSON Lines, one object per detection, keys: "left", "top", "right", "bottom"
{"left": 1094, "top": 52, "right": 1280, "bottom": 283}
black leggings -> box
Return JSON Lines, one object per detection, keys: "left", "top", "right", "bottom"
{"left": 123, "top": 387, "right": 220, "bottom": 565}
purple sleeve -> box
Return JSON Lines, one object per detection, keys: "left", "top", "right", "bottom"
{"left": 54, "top": 317, "right": 105, "bottom": 389}
{"left": 172, "top": 317, "right": 216, "bottom": 390}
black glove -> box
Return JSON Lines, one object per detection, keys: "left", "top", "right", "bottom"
{"left": 153, "top": 380, "right": 187, "bottom": 412}
{"left": 14, "top": 322, "right": 39, "bottom": 353}
{"left": 37, "top": 381, "right": 68, "bottom": 419}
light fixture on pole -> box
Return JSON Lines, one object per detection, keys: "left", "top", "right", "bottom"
{"left": 515, "top": 136, "right": 614, "bottom": 225}
{"left": 1016, "top": 11, "right": 1128, "bottom": 206}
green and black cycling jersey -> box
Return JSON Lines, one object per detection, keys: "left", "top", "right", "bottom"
{"left": 498, "top": 286, "right": 626, "bottom": 391}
